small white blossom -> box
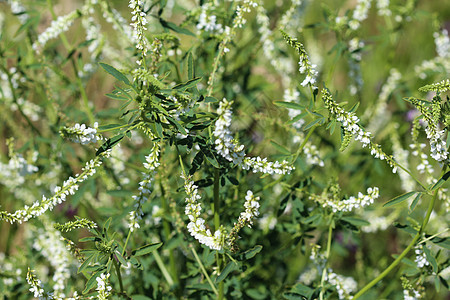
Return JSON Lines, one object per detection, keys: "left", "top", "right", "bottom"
{"left": 182, "top": 173, "right": 224, "bottom": 251}
{"left": 414, "top": 246, "right": 430, "bottom": 269}
{"left": 314, "top": 187, "right": 379, "bottom": 213}
{"left": 61, "top": 122, "right": 101, "bottom": 145}
{"left": 214, "top": 98, "right": 293, "bottom": 175}
{"left": 96, "top": 273, "right": 112, "bottom": 300}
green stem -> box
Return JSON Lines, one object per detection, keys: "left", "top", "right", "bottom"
{"left": 113, "top": 258, "right": 125, "bottom": 294}
{"left": 353, "top": 188, "right": 439, "bottom": 299}
{"left": 319, "top": 216, "right": 334, "bottom": 300}
{"left": 160, "top": 182, "right": 179, "bottom": 285}
{"left": 293, "top": 125, "right": 317, "bottom": 163}
{"left": 213, "top": 168, "right": 224, "bottom": 299}
{"left": 191, "top": 246, "right": 219, "bottom": 296}
{"left": 153, "top": 250, "right": 175, "bottom": 286}
{"left": 122, "top": 230, "right": 132, "bottom": 257}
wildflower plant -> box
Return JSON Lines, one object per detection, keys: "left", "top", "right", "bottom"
{"left": 0, "top": 0, "right": 449, "bottom": 299}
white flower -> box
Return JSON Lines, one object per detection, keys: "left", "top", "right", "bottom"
{"left": 96, "top": 273, "right": 112, "bottom": 300}
{"left": 182, "top": 173, "right": 224, "bottom": 250}
{"left": 61, "top": 122, "right": 101, "bottom": 145}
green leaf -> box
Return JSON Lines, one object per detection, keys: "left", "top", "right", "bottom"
{"left": 159, "top": 19, "right": 195, "bottom": 36}
{"left": 270, "top": 140, "right": 291, "bottom": 155}
{"left": 238, "top": 245, "right": 263, "bottom": 260}
{"left": 303, "top": 117, "right": 323, "bottom": 131}
{"left": 428, "top": 236, "right": 450, "bottom": 250}
{"left": 187, "top": 52, "right": 194, "bottom": 79}
{"left": 82, "top": 268, "right": 105, "bottom": 294}
{"left": 131, "top": 242, "right": 163, "bottom": 257}
{"left": 103, "top": 217, "right": 112, "bottom": 232}
{"left": 284, "top": 283, "right": 315, "bottom": 299}
{"left": 99, "top": 63, "right": 131, "bottom": 86}
{"left": 273, "top": 101, "right": 304, "bottom": 110}
{"left": 96, "top": 133, "right": 125, "bottom": 156}
{"left": 215, "top": 261, "right": 238, "bottom": 283}
{"left": 430, "top": 171, "right": 450, "bottom": 191}
{"left": 78, "top": 253, "right": 96, "bottom": 274}
{"left": 115, "top": 250, "right": 128, "bottom": 266}
{"left": 173, "top": 77, "right": 202, "bottom": 91}
{"left": 166, "top": 115, "right": 188, "bottom": 135}
{"left": 14, "top": 16, "right": 39, "bottom": 37}
{"left": 204, "top": 96, "right": 218, "bottom": 103}
{"left": 341, "top": 216, "right": 370, "bottom": 227}
{"left": 409, "top": 193, "right": 422, "bottom": 212}
{"left": 98, "top": 124, "right": 126, "bottom": 132}
{"left": 422, "top": 246, "right": 438, "bottom": 272}
{"left": 79, "top": 237, "right": 97, "bottom": 242}
{"left": 383, "top": 191, "right": 418, "bottom": 207}
{"left": 349, "top": 101, "right": 360, "bottom": 113}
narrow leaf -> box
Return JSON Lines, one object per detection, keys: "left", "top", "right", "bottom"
{"left": 159, "top": 19, "right": 195, "bottom": 36}
{"left": 82, "top": 268, "right": 105, "bottom": 294}
{"left": 341, "top": 216, "right": 370, "bottom": 227}
{"left": 96, "top": 134, "right": 124, "bottom": 156}
{"left": 77, "top": 253, "right": 95, "bottom": 274}
{"left": 422, "top": 246, "right": 438, "bottom": 272}
{"left": 99, "top": 63, "right": 130, "bottom": 86}
{"left": 187, "top": 52, "right": 194, "bottom": 79}
{"left": 430, "top": 171, "right": 450, "bottom": 191}
{"left": 131, "top": 242, "right": 163, "bottom": 257}
{"left": 215, "top": 261, "right": 238, "bottom": 283}
{"left": 383, "top": 191, "right": 418, "bottom": 207}
{"left": 270, "top": 141, "right": 291, "bottom": 155}
{"left": 239, "top": 245, "right": 263, "bottom": 260}
{"left": 173, "top": 77, "right": 202, "bottom": 91}
{"left": 115, "top": 250, "right": 128, "bottom": 266}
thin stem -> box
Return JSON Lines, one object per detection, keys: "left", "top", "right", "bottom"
{"left": 121, "top": 230, "right": 132, "bottom": 257}
{"left": 153, "top": 250, "right": 175, "bottom": 286}
{"left": 191, "top": 246, "right": 219, "bottom": 296}
{"left": 160, "top": 182, "right": 179, "bottom": 285}
{"left": 213, "top": 168, "right": 224, "bottom": 299}
{"left": 293, "top": 125, "right": 317, "bottom": 163}
{"left": 113, "top": 258, "right": 124, "bottom": 294}
{"left": 319, "top": 215, "right": 334, "bottom": 300}
{"left": 353, "top": 188, "right": 439, "bottom": 299}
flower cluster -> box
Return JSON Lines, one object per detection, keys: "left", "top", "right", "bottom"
{"left": 214, "top": 98, "right": 293, "bottom": 175}
{"left": 60, "top": 122, "right": 101, "bottom": 145}
{"left": 366, "top": 69, "right": 402, "bottom": 133}
{"left": 228, "top": 190, "right": 260, "bottom": 252}
{"left": 322, "top": 89, "right": 398, "bottom": 172}
{"left": 129, "top": 143, "right": 160, "bottom": 231}
{"left": 182, "top": 173, "right": 224, "bottom": 251}
{"left": 414, "top": 246, "right": 430, "bottom": 269}
{"left": 313, "top": 187, "right": 379, "bottom": 213}
{"left": 376, "top": 0, "right": 391, "bottom": 16}
{"left": 326, "top": 269, "right": 358, "bottom": 300}
{"left": 410, "top": 142, "right": 433, "bottom": 175}
{"left": 32, "top": 10, "right": 80, "bottom": 52}
{"left": 33, "top": 224, "right": 74, "bottom": 297}
{"left": 281, "top": 30, "right": 318, "bottom": 88}
{"left": 54, "top": 218, "right": 97, "bottom": 232}
{"left": 26, "top": 268, "right": 46, "bottom": 298}
{"left": 0, "top": 252, "right": 22, "bottom": 289}
{"left": 197, "top": 3, "right": 224, "bottom": 34}
{"left": 349, "top": 0, "right": 371, "bottom": 30}
{"left": 0, "top": 140, "right": 38, "bottom": 189}
{"left": 213, "top": 98, "right": 246, "bottom": 165}
{"left": 129, "top": 0, "right": 149, "bottom": 64}
{"left": 234, "top": 0, "right": 258, "bottom": 29}
{"left": 409, "top": 98, "right": 449, "bottom": 163}
{"left": 96, "top": 273, "right": 112, "bottom": 300}
{"left": 0, "top": 151, "right": 110, "bottom": 224}
{"left": 434, "top": 29, "right": 450, "bottom": 59}
{"left": 418, "top": 79, "right": 450, "bottom": 93}
{"left": 415, "top": 30, "right": 450, "bottom": 79}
